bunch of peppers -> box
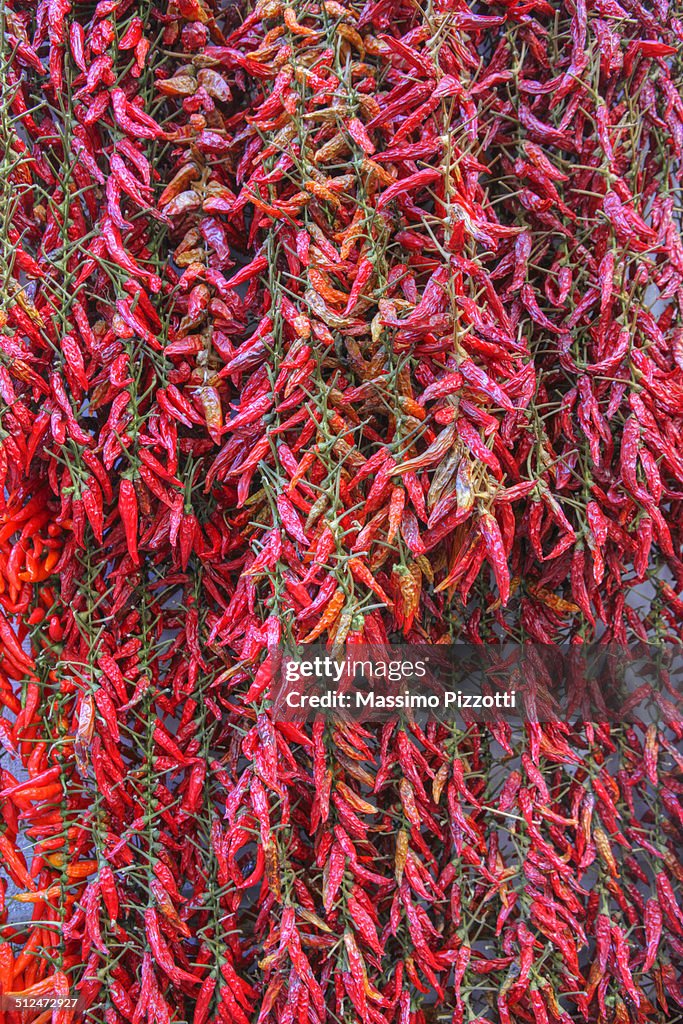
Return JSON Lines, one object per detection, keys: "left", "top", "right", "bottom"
{"left": 0, "top": 0, "right": 682, "bottom": 1021}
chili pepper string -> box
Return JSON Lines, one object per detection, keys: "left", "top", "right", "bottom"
{"left": 1, "top": 0, "right": 683, "bottom": 1023}
{"left": 0, "top": 0, "right": 210, "bottom": 1017}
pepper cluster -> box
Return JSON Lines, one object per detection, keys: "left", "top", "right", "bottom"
{"left": 1, "top": 0, "right": 682, "bottom": 1021}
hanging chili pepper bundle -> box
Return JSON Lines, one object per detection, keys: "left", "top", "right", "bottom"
{"left": 0, "top": 0, "right": 682, "bottom": 1021}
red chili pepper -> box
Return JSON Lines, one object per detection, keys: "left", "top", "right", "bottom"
{"left": 118, "top": 479, "right": 140, "bottom": 566}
